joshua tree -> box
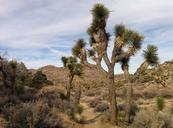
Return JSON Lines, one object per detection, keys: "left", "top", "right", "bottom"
{"left": 121, "top": 44, "right": 159, "bottom": 123}
{"left": 9, "top": 60, "right": 17, "bottom": 94}
{"left": 72, "top": 39, "right": 88, "bottom": 64}
{"left": 61, "top": 56, "right": 83, "bottom": 102}
{"left": 134, "top": 45, "right": 159, "bottom": 77}
{"left": 87, "top": 4, "right": 143, "bottom": 124}
{"left": 0, "top": 57, "right": 8, "bottom": 87}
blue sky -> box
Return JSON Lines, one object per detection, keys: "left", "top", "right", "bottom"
{"left": 0, "top": 0, "right": 173, "bottom": 73}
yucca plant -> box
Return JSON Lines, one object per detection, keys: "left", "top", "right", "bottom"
{"left": 9, "top": 60, "right": 17, "bottom": 94}
{"left": 157, "top": 96, "right": 165, "bottom": 111}
{"left": 72, "top": 39, "right": 87, "bottom": 64}
{"left": 134, "top": 45, "right": 159, "bottom": 77}
{"left": 87, "top": 3, "right": 144, "bottom": 125}
{"left": 61, "top": 56, "right": 83, "bottom": 101}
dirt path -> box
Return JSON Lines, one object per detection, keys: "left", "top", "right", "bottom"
{"left": 78, "top": 100, "right": 116, "bottom": 128}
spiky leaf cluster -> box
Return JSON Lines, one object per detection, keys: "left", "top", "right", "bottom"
{"left": 123, "top": 29, "right": 144, "bottom": 50}
{"left": 9, "top": 60, "right": 17, "bottom": 69}
{"left": 87, "top": 4, "right": 109, "bottom": 35}
{"left": 88, "top": 49, "right": 96, "bottom": 57}
{"left": 114, "top": 24, "right": 125, "bottom": 37}
{"left": 72, "top": 39, "right": 86, "bottom": 57}
{"left": 61, "top": 56, "right": 82, "bottom": 76}
{"left": 143, "top": 45, "right": 159, "bottom": 66}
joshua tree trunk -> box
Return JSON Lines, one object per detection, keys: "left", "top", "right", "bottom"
{"left": 108, "top": 67, "right": 118, "bottom": 125}
{"left": 11, "top": 69, "right": 16, "bottom": 94}
{"left": 0, "top": 68, "right": 8, "bottom": 87}
{"left": 67, "top": 75, "right": 74, "bottom": 101}
{"left": 134, "top": 61, "right": 149, "bottom": 77}
{"left": 123, "top": 65, "right": 133, "bottom": 124}
{"left": 74, "top": 85, "right": 81, "bottom": 106}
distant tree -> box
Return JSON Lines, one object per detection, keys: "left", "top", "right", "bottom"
{"left": 61, "top": 56, "right": 83, "bottom": 101}
{"left": 87, "top": 4, "right": 143, "bottom": 125}
{"left": 72, "top": 39, "right": 88, "bottom": 64}
{"left": 32, "top": 70, "right": 53, "bottom": 89}
{"left": 0, "top": 56, "right": 8, "bottom": 87}
{"left": 9, "top": 60, "right": 17, "bottom": 94}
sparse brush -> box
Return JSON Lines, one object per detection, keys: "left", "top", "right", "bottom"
{"left": 157, "top": 96, "right": 165, "bottom": 111}
{"left": 75, "top": 104, "right": 83, "bottom": 115}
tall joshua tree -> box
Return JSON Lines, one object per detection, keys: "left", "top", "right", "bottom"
{"left": 72, "top": 39, "right": 88, "bottom": 64}
{"left": 9, "top": 60, "right": 17, "bottom": 94}
{"left": 61, "top": 56, "right": 83, "bottom": 102}
{"left": 120, "top": 44, "right": 159, "bottom": 123}
{"left": 87, "top": 4, "right": 143, "bottom": 124}
{"left": 134, "top": 45, "right": 159, "bottom": 77}
{"left": 0, "top": 57, "right": 8, "bottom": 87}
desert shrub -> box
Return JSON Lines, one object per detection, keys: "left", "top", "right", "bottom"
{"left": 94, "top": 102, "right": 109, "bottom": 112}
{"left": 157, "top": 96, "right": 165, "bottom": 111}
{"left": 43, "top": 107, "right": 64, "bottom": 128}
{"left": 118, "top": 111, "right": 125, "bottom": 122}
{"left": 170, "top": 107, "right": 173, "bottom": 114}
{"left": 15, "top": 85, "right": 25, "bottom": 96}
{"left": 117, "top": 103, "right": 125, "bottom": 111}
{"left": 132, "top": 109, "right": 173, "bottom": 128}
{"left": 89, "top": 97, "right": 101, "bottom": 108}
{"left": 143, "top": 90, "right": 157, "bottom": 99}
{"left": 37, "top": 86, "right": 69, "bottom": 112}
{"left": 140, "top": 75, "right": 154, "bottom": 83}
{"left": 75, "top": 104, "right": 83, "bottom": 115}
{"left": 3, "top": 101, "right": 64, "bottom": 128}
{"left": 18, "top": 91, "right": 37, "bottom": 102}
{"left": 31, "top": 71, "right": 53, "bottom": 89}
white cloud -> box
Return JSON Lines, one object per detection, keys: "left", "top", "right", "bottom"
{"left": 0, "top": 0, "right": 172, "bottom": 72}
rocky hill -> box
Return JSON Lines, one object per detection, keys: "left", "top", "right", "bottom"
{"left": 35, "top": 60, "right": 173, "bottom": 90}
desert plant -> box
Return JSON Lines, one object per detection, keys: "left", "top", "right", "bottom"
{"left": 75, "top": 104, "right": 83, "bottom": 115}
{"left": 88, "top": 4, "right": 143, "bottom": 124}
{"left": 3, "top": 101, "right": 64, "bottom": 128}
{"left": 94, "top": 102, "right": 109, "bottom": 112}
{"left": 72, "top": 39, "right": 87, "bottom": 64}
{"left": 118, "top": 111, "right": 125, "bottom": 122}
{"left": 32, "top": 71, "right": 53, "bottom": 89}
{"left": 132, "top": 109, "right": 172, "bottom": 128}
{"left": 87, "top": 3, "right": 144, "bottom": 125}
{"left": 134, "top": 45, "right": 159, "bottom": 77}
{"left": 157, "top": 96, "right": 165, "bottom": 111}
{"left": 61, "top": 56, "right": 83, "bottom": 101}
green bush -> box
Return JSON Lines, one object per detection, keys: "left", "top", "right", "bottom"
{"left": 76, "top": 104, "right": 83, "bottom": 115}
{"left": 118, "top": 111, "right": 125, "bottom": 122}
{"left": 32, "top": 71, "right": 53, "bottom": 89}
{"left": 157, "top": 96, "right": 165, "bottom": 111}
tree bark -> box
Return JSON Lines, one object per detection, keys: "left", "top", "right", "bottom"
{"left": 74, "top": 85, "right": 81, "bottom": 106}
{"left": 66, "top": 75, "right": 74, "bottom": 102}
{"left": 11, "top": 69, "right": 16, "bottom": 94}
{"left": 108, "top": 67, "right": 118, "bottom": 125}
{"left": 123, "top": 65, "right": 133, "bottom": 124}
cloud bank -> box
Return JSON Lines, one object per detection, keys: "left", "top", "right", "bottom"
{"left": 0, "top": 0, "right": 172, "bottom": 73}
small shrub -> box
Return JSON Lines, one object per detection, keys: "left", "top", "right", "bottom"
{"left": 157, "top": 96, "right": 165, "bottom": 111}
{"left": 132, "top": 109, "right": 173, "bottom": 128}
{"left": 89, "top": 97, "right": 101, "bottom": 108}
{"left": 32, "top": 71, "right": 53, "bottom": 89}
{"left": 76, "top": 104, "right": 83, "bottom": 115}
{"left": 118, "top": 111, "right": 125, "bottom": 122}
{"left": 94, "top": 102, "right": 109, "bottom": 112}
{"left": 3, "top": 101, "right": 64, "bottom": 128}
